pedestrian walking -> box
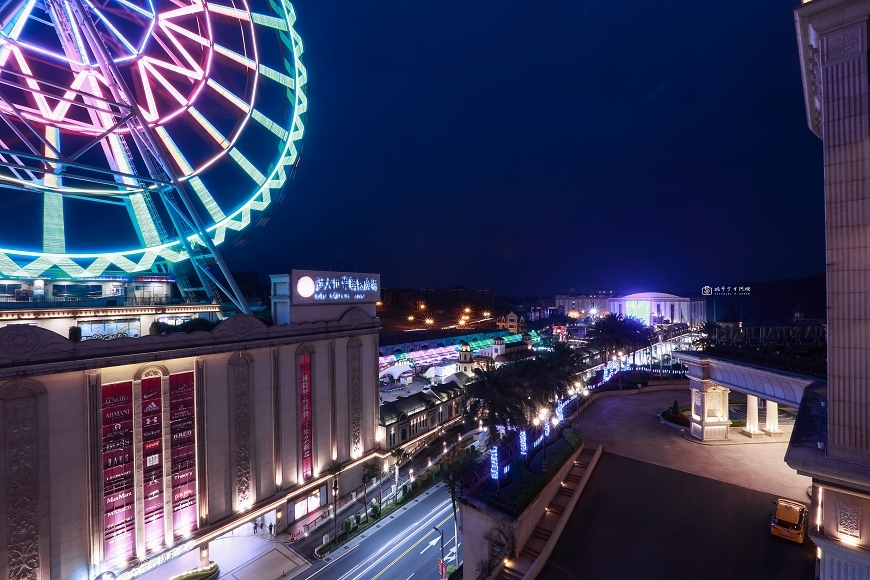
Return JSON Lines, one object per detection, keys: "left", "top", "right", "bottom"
{"left": 269, "top": 523, "right": 274, "bottom": 536}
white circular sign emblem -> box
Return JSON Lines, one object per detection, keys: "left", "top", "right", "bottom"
{"left": 296, "top": 276, "right": 315, "bottom": 298}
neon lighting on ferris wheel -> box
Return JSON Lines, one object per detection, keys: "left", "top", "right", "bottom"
{"left": 0, "top": 0, "right": 307, "bottom": 280}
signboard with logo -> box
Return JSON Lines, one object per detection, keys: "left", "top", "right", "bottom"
{"left": 169, "top": 372, "right": 197, "bottom": 538}
{"left": 141, "top": 376, "right": 164, "bottom": 552}
{"left": 291, "top": 270, "right": 379, "bottom": 305}
{"left": 102, "top": 381, "right": 135, "bottom": 564}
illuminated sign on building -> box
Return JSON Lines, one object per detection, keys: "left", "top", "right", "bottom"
{"left": 490, "top": 446, "right": 499, "bottom": 480}
{"left": 519, "top": 431, "right": 527, "bottom": 456}
{"left": 300, "top": 354, "right": 313, "bottom": 479}
{"left": 102, "top": 381, "right": 135, "bottom": 564}
{"left": 169, "top": 372, "right": 197, "bottom": 539}
{"left": 291, "top": 270, "right": 380, "bottom": 305}
{"left": 141, "top": 376, "right": 164, "bottom": 552}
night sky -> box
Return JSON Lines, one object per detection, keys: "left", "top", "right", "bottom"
{"left": 223, "top": 0, "right": 824, "bottom": 295}
{"left": 1, "top": 0, "right": 824, "bottom": 296}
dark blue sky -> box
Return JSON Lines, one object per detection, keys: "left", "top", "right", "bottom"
{"left": 227, "top": 0, "right": 824, "bottom": 295}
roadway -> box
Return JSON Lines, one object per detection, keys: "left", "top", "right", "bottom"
{"left": 297, "top": 482, "right": 462, "bottom": 580}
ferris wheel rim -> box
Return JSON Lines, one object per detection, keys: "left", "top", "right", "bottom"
{"left": 0, "top": 0, "right": 306, "bottom": 276}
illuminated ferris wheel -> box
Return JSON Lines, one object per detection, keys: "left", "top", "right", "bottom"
{"left": 0, "top": 0, "right": 307, "bottom": 312}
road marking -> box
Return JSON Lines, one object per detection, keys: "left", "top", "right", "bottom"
{"left": 333, "top": 499, "right": 452, "bottom": 580}
{"left": 299, "top": 544, "right": 360, "bottom": 580}
{"left": 420, "top": 537, "right": 439, "bottom": 554}
{"left": 405, "top": 575, "right": 414, "bottom": 580}
{"left": 369, "top": 513, "right": 452, "bottom": 580}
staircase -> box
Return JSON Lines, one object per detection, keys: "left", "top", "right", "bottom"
{"left": 498, "top": 447, "right": 598, "bottom": 580}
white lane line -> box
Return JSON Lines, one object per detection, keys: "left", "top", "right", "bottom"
{"left": 333, "top": 499, "right": 452, "bottom": 580}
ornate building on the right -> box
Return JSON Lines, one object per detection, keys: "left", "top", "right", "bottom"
{"left": 789, "top": 1, "right": 870, "bottom": 575}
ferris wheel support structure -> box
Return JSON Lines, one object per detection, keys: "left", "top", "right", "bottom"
{"left": 61, "top": 0, "right": 251, "bottom": 314}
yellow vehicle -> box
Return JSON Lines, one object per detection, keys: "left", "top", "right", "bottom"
{"left": 770, "top": 499, "right": 808, "bottom": 543}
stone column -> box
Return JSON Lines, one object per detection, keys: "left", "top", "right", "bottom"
{"left": 199, "top": 545, "right": 209, "bottom": 568}
{"left": 763, "top": 400, "right": 782, "bottom": 437}
{"left": 742, "top": 394, "right": 761, "bottom": 438}
{"left": 816, "top": 19, "right": 870, "bottom": 462}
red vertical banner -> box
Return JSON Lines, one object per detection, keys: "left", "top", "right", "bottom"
{"left": 169, "top": 372, "right": 197, "bottom": 538}
{"left": 102, "top": 381, "right": 135, "bottom": 564}
{"left": 140, "top": 376, "right": 164, "bottom": 552}
{"left": 299, "top": 354, "right": 313, "bottom": 479}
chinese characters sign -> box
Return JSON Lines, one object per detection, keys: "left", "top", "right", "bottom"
{"left": 702, "top": 285, "right": 750, "bottom": 296}
{"left": 300, "top": 354, "right": 313, "bottom": 479}
{"left": 292, "top": 270, "right": 380, "bottom": 305}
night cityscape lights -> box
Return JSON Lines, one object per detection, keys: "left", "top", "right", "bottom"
{"left": 490, "top": 446, "right": 499, "bottom": 480}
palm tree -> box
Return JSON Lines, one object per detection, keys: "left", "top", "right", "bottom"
{"left": 465, "top": 367, "right": 529, "bottom": 441}
{"left": 623, "top": 316, "right": 648, "bottom": 368}
{"left": 361, "top": 461, "right": 380, "bottom": 523}
{"left": 325, "top": 461, "right": 343, "bottom": 540}
{"left": 586, "top": 313, "right": 628, "bottom": 365}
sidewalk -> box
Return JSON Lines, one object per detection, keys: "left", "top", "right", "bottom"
{"left": 137, "top": 535, "right": 309, "bottom": 580}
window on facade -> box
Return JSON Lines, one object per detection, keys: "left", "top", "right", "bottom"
{"left": 401, "top": 428, "right": 407, "bottom": 441}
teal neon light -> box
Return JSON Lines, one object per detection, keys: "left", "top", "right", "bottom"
{"left": 0, "top": 0, "right": 307, "bottom": 278}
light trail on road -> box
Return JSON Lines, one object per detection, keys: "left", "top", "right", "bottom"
{"left": 301, "top": 496, "right": 453, "bottom": 580}
{"left": 369, "top": 513, "right": 452, "bottom": 580}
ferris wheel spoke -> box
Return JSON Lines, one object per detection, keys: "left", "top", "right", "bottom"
{"left": 154, "top": 125, "right": 225, "bottom": 221}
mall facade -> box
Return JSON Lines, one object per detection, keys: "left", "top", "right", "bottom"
{"left": 0, "top": 270, "right": 382, "bottom": 580}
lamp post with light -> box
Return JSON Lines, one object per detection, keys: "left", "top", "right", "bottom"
{"left": 533, "top": 408, "right": 560, "bottom": 474}
{"left": 433, "top": 526, "right": 445, "bottom": 575}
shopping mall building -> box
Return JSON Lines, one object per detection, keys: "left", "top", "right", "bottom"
{"left": 0, "top": 270, "right": 382, "bottom": 580}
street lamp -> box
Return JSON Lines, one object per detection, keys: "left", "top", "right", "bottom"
{"left": 332, "top": 478, "right": 339, "bottom": 540}
{"left": 433, "top": 526, "right": 445, "bottom": 578}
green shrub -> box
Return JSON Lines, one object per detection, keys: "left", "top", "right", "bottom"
{"left": 170, "top": 563, "right": 219, "bottom": 580}
{"left": 561, "top": 427, "right": 583, "bottom": 450}
{"left": 370, "top": 501, "right": 381, "bottom": 519}
{"left": 344, "top": 518, "right": 353, "bottom": 535}
{"left": 354, "top": 513, "right": 361, "bottom": 526}
{"left": 402, "top": 484, "right": 408, "bottom": 496}
{"left": 671, "top": 400, "right": 680, "bottom": 416}
{"left": 488, "top": 459, "right": 545, "bottom": 516}
{"left": 150, "top": 320, "right": 171, "bottom": 335}
{"left": 731, "top": 419, "right": 746, "bottom": 428}
{"left": 679, "top": 405, "right": 691, "bottom": 413}
{"left": 68, "top": 326, "right": 82, "bottom": 342}
{"left": 447, "top": 564, "right": 457, "bottom": 577}
{"left": 180, "top": 317, "right": 218, "bottom": 333}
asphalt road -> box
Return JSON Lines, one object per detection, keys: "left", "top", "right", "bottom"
{"left": 292, "top": 421, "right": 470, "bottom": 559}
{"left": 538, "top": 452, "right": 815, "bottom": 580}
{"left": 297, "top": 482, "right": 462, "bottom": 580}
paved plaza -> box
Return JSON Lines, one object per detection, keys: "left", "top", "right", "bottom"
{"left": 539, "top": 453, "right": 815, "bottom": 580}
{"left": 137, "top": 535, "right": 309, "bottom": 580}
{"left": 579, "top": 388, "right": 810, "bottom": 501}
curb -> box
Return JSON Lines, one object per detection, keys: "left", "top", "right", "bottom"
{"left": 657, "top": 411, "right": 689, "bottom": 431}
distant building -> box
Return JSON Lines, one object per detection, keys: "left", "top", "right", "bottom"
{"left": 379, "top": 380, "right": 464, "bottom": 450}
{"left": 554, "top": 295, "right": 609, "bottom": 318}
{"left": 495, "top": 311, "right": 526, "bottom": 334}
{"left": 608, "top": 292, "right": 706, "bottom": 326}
